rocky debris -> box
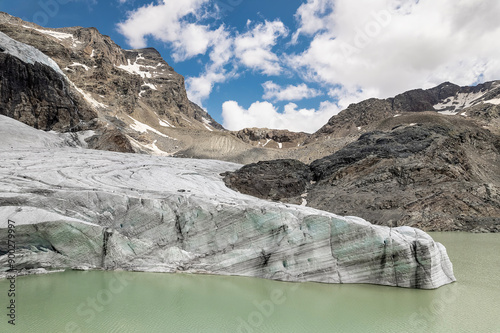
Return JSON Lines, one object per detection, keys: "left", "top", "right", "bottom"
{"left": 225, "top": 114, "right": 500, "bottom": 232}
{"left": 86, "top": 128, "right": 134, "bottom": 153}
{"left": 0, "top": 118, "right": 455, "bottom": 288}
{"left": 234, "top": 128, "right": 310, "bottom": 149}
{"left": 223, "top": 159, "right": 312, "bottom": 203}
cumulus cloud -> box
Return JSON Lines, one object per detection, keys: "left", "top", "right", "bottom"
{"left": 234, "top": 20, "right": 288, "bottom": 75}
{"left": 290, "top": 0, "right": 500, "bottom": 99}
{"left": 222, "top": 100, "right": 340, "bottom": 133}
{"left": 117, "top": 0, "right": 215, "bottom": 61}
{"left": 262, "top": 81, "right": 322, "bottom": 101}
{"left": 186, "top": 20, "right": 288, "bottom": 106}
{"left": 118, "top": 3, "right": 288, "bottom": 107}
{"left": 185, "top": 27, "right": 234, "bottom": 105}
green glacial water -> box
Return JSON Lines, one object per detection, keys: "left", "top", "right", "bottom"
{"left": 1, "top": 232, "right": 499, "bottom": 333}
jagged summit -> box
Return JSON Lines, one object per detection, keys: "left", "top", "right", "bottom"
{"left": 312, "top": 79, "right": 500, "bottom": 141}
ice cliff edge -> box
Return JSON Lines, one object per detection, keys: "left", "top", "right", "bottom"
{"left": 0, "top": 116, "right": 455, "bottom": 289}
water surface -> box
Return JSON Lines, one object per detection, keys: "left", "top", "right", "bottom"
{"left": 1, "top": 232, "right": 499, "bottom": 332}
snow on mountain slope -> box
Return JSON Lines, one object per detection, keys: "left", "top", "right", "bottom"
{"left": 0, "top": 31, "right": 64, "bottom": 75}
{"left": 434, "top": 91, "right": 487, "bottom": 112}
{"left": 434, "top": 81, "right": 500, "bottom": 112}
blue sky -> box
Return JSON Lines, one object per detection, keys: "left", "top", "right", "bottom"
{"left": 2, "top": 0, "right": 500, "bottom": 132}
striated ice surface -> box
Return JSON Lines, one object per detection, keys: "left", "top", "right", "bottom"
{"left": 0, "top": 117, "right": 455, "bottom": 289}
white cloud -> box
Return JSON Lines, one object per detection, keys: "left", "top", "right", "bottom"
{"left": 290, "top": 0, "right": 500, "bottom": 99}
{"left": 118, "top": 3, "right": 288, "bottom": 107}
{"left": 293, "top": 0, "right": 335, "bottom": 37}
{"left": 186, "top": 26, "right": 234, "bottom": 106}
{"left": 222, "top": 100, "right": 341, "bottom": 133}
{"left": 234, "top": 20, "right": 288, "bottom": 75}
{"left": 262, "top": 81, "right": 322, "bottom": 101}
{"left": 186, "top": 71, "right": 227, "bottom": 106}
{"left": 117, "top": 0, "right": 216, "bottom": 61}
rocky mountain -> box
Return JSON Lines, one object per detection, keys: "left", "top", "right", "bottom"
{"left": 3, "top": 11, "right": 498, "bottom": 162}
{"left": 224, "top": 112, "right": 500, "bottom": 232}
{"left": 0, "top": 31, "right": 96, "bottom": 132}
{"left": 0, "top": 12, "right": 325, "bottom": 163}
{"left": 1, "top": 12, "right": 499, "bottom": 233}
{"left": 0, "top": 115, "right": 455, "bottom": 289}
{"left": 0, "top": 13, "right": 232, "bottom": 152}
{"left": 310, "top": 81, "right": 500, "bottom": 140}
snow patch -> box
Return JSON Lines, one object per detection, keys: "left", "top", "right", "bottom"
{"left": 159, "top": 119, "right": 174, "bottom": 127}
{"left": 181, "top": 114, "right": 193, "bottom": 124}
{"left": 22, "top": 25, "right": 82, "bottom": 48}
{"left": 278, "top": 142, "right": 283, "bottom": 149}
{"left": 142, "top": 82, "right": 157, "bottom": 90}
{"left": 72, "top": 85, "right": 108, "bottom": 109}
{"left": 31, "top": 27, "right": 74, "bottom": 40}
{"left": 434, "top": 91, "right": 489, "bottom": 111}
{"left": 117, "top": 54, "right": 156, "bottom": 78}
{"left": 484, "top": 98, "right": 500, "bottom": 105}
{"left": 69, "top": 62, "right": 89, "bottom": 71}
{"left": 201, "top": 117, "right": 214, "bottom": 131}
{"left": 438, "top": 110, "right": 458, "bottom": 116}
{"left": 144, "top": 140, "right": 171, "bottom": 156}
{"left": 128, "top": 116, "right": 170, "bottom": 138}
{"left": 128, "top": 137, "right": 174, "bottom": 157}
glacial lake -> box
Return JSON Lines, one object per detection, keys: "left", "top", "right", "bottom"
{"left": 1, "top": 232, "right": 499, "bottom": 333}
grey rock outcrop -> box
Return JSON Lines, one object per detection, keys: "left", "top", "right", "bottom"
{"left": 225, "top": 113, "right": 500, "bottom": 232}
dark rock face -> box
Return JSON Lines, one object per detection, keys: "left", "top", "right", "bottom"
{"left": 223, "top": 159, "right": 312, "bottom": 203}
{"left": 225, "top": 115, "right": 500, "bottom": 232}
{"left": 392, "top": 82, "right": 460, "bottom": 112}
{"left": 0, "top": 53, "right": 96, "bottom": 131}
{"left": 310, "top": 126, "right": 438, "bottom": 181}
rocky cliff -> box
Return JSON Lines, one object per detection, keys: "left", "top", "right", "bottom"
{"left": 0, "top": 116, "right": 455, "bottom": 289}
{"left": 0, "top": 31, "right": 96, "bottom": 131}
{"left": 225, "top": 113, "right": 500, "bottom": 232}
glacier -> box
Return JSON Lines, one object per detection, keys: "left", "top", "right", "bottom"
{"left": 0, "top": 116, "right": 455, "bottom": 289}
